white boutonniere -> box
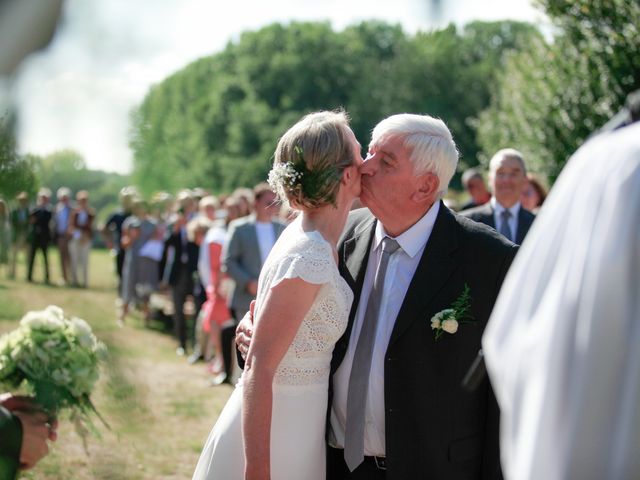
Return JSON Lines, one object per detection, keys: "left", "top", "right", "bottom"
{"left": 430, "top": 284, "right": 474, "bottom": 340}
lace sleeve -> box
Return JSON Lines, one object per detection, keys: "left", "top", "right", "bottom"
{"left": 268, "top": 238, "right": 334, "bottom": 288}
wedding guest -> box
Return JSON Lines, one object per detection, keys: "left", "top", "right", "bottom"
{"left": 0, "top": 199, "right": 10, "bottom": 277}
{"left": 460, "top": 167, "right": 491, "bottom": 211}
{"left": 164, "top": 192, "right": 199, "bottom": 356}
{"left": 119, "top": 200, "right": 158, "bottom": 325}
{"left": 27, "top": 189, "right": 52, "bottom": 284}
{"left": 68, "top": 190, "right": 94, "bottom": 288}
{"left": 231, "top": 187, "right": 254, "bottom": 218}
{"left": 186, "top": 216, "right": 214, "bottom": 363}
{"left": 218, "top": 183, "right": 285, "bottom": 385}
{"left": 199, "top": 196, "right": 241, "bottom": 380}
{"left": 102, "top": 187, "right": 136, "bottom": 295}
{"left": 9, "top": 192, "right": 30, "bottom": 279}
{"left": 520, "top": 172, "right": 547, "bottom": 213}
{"left": 53, "top": 187, "right": 73, "bottom": 285}
{"left": 189, "top": 196, "right": 222, "bottom": 364}
{"left": 0, "top": 393, "right": 58, "bottom": 478}
{"left": 460, "top": 148, "right": 535, "bottom": 244}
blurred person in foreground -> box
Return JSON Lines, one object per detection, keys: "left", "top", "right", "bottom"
{"left": 237, "top": 113, "right": 515, "bottom": 479}
{"left": 460, "top": 149, "right": 535, "bottom": 244}
{"left": 483, "top": 101, "right": 640, "bottom": 480}
{"left": 0, "top": 393, "right": 58, "bottom": 479}
{"left": 193, "top": 110, "right": 362, "bottom": 480}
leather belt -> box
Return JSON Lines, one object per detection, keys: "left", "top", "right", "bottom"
{"left": 364, "top": 455, "right": 387, "bottom": 470}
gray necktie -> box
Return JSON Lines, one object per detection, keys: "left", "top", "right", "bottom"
{"left": 499, "top": 209, "right": 513, "bottom": 241}
{"left": 344, "top": 237, "right": 401, "bottom": 471}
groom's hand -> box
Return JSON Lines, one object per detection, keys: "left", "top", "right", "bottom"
{"left": 235, "top": 300, "right": 255, "bottom": 360}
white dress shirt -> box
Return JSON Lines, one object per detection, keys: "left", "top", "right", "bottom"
{"left": 491, "top": 197, "right": 520, "bottom": 240}
{"left": 255, "top": 221, "right": 276, "bottom": 266}
{"left": 330, "top": 201, "right": 440, "bottom": 457}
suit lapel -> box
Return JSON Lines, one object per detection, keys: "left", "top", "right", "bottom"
{"left": 389, "top": 203, "right": 461, "bottom": 346}
{"left": 482, "top": 203, "right": 495, "bottom": 228}
{"left": 340, "top": 216, "right": 376, "bottom": 343}
{"left": 515, "top": 208, "right": 532, "bottom": 244}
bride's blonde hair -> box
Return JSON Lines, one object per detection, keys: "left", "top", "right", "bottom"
{"left": 269, "top": 110, "right": 354, "bottom": 209}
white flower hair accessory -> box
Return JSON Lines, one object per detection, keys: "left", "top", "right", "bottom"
{"left": 267, "top": 161, "right": 303, "bottom": 200}
{"left": 267, "top": 145, "right": 343, "bottom": 208}
{"left": 430, "top": 284, "right": 475, "bottom": 340}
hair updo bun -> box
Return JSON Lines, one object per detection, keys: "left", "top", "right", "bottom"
{"left": 268, "top": 110, "right": 354, "bottom": 209}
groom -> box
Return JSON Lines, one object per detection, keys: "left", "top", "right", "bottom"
{"left": 240, "top": 113, "right": 515, "bottom": 479}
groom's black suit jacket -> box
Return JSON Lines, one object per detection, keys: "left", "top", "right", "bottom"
{"left": 330, "top": 203, "right": 517, "bottom": 480}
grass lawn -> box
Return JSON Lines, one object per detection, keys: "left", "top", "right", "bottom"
{"left": 0, "top": 248, "right": 233, "bottom": 479}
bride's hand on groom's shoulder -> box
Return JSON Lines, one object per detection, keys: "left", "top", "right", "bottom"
{"left": 235, "top": 300, "right": 255, "bottom": 360}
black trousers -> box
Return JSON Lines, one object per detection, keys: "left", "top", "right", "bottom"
{"left": 220, "top": 308, "right": 240, "bottom": 380}
{"left": 327, "top": 446, "right": 386, "bottom": 480}
{"left": 171, "top": 269, "right": 194, "bottom": 350}
{"left": 27, "top": 241, "right": 49, "bottom": 282}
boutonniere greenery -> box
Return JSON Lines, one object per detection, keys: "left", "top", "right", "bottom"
{"left": 430, "top": 284, "right": 475, "bottom": 340}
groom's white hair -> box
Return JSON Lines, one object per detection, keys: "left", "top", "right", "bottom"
{"left": 371, "top": 113, "right": 459, "bottom": 197}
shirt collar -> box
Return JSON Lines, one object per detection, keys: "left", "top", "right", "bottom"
{"left": 491, "top": 197, "right": 521, "bottom": 217}
{"left": 373, "top": 201, "right": 440, "bottom": 258}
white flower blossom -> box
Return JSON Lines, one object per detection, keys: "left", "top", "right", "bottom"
{"left": 45, "top": 305, "right": 65, "bottom": 320}
{"left": 442, "top": 319, "right": 459, "bottom": 334}
{"left": 0, "top": 304, "right": 106, "bottom": 423}
{"left": 268, "top": 161, "right": 303, "bottom": 200}
{"left": 70, "top": 317, "right": 96, "bottom": 349}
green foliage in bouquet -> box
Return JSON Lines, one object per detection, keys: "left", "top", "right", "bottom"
{"left": 0, "top": 305, "right": 108, "bottom": 442}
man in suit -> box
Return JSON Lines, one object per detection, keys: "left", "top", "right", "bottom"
{"left": 26, "top": 188, "right": 53, "bottom": 284}
{"left": 218, "top": 183, "right": 285, "bottom": 384}
{"left": 460, "top": 149, "right": 535, "bottom": 244}
{"left": 238, "top": 114, "right": 516, "bottom": 479}
{"left": 164, "top": 191, "right": 199, "bottom": 356}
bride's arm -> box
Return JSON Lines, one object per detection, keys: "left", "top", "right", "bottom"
{"left": 242, "top": 278, "right": 321, "bottom": 480}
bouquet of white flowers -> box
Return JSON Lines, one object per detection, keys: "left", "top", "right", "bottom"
{"left": 0, "top": 305, "right": 108, "bottom": 440}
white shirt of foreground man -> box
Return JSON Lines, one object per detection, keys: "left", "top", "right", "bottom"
{"left": 329, "top": 200, "right": 439, "bottom": 456}
{"left": 483, "top": 122, "right": 640, "bottom": 480}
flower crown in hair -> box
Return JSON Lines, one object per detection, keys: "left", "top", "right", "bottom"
{"left": 268, "top": 145, "right": 343, "bottom": 207}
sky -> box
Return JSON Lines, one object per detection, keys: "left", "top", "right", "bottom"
{"left": 10, "top": 0, "right": 546, "bottom": 174}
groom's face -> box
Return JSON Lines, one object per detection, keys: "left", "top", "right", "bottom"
{"left": 359, "top": 135, "right": 418, "bottom": 225}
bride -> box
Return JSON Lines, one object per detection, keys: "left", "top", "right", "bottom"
{"left": 193, "top": 110, "right": 362, "bottom": 480}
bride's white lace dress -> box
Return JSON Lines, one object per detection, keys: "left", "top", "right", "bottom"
{"left": 193, "top": 222, "right": 352, "bottom": 480}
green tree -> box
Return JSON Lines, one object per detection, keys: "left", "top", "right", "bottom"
{"left": 130, "top": 20, "right": 540, "bottom": 194}
{"left": 476, "top": 0, "right": 640, "bottom": 180}
{"left": 0, "top": 114, "right": 38, "bottom": 200}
